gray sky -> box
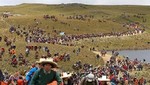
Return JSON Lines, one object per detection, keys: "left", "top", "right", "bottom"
{"left": 0, "top": 0, "right": 150, "bottom": 6}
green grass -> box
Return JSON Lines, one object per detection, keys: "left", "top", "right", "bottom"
{"left": 2, "top": 4, "right": 150, "bottom": 34}
{"left": 76, "top": 32, "right": 150, "bottom": 51}
{"left": 0, "top": 32, "right": 104, "bottom": 73}
{"left": 0, "top": 4, "right": 150, "bottom": 77}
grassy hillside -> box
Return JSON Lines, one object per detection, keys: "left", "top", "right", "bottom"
{"left": 1, "top": 4, "right": 150, "bottom": 34}
{"left": 0, "top": 4, "right": 150, "bottom": 74}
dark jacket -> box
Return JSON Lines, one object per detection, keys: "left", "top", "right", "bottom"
{"left": 0, "top": 69, "right": 4, "bottom": 81}
{"left": 30, "top": 68, "right": 62, "bottom": 85}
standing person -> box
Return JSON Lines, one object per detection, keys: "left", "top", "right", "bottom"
{"left": 17, "top": 76, "right": 25, "bottom": 85}
{"left": 0, "top": 69, "right": 4, "bottom": 84}
{"left": 25, "top": 66, "right": 38, "bottom": 85}
{"left": 80, "top": 73, "right": 99, "bottom": 85}
{"left": 30, "top": 58, "right": 62, "bottom": 85}
{"left": 25, "top": 58, "right": 44, "bottom": 85}
{"left": 25, "top": 47, "right": 30, "bottom": 57}
{"left": 61, "top": 72, "right": 73, "bottom": 85}
{"left": 8, "top": 71, "right": 20, "bottom": 85}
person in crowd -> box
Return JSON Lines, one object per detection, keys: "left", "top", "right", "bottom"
{"left": 17, "top": 76, "right": 25, "bottom": 85}
{"left": 61, "top": 72, "right": 73, "bottom": 85}
{"left": 80, "top": 73, "right": 99, "bottom": 85}
{"left": 30, "top": 58, "right": 62, "bottom": 85}
{"left": 25, "top": 58, "right": 45, "bottom": 85}
{"left": 0, "top": 69, "right": 4, "bottom": 84}
{"left": 8, "top": 71, "right": 20, "bottom": 85}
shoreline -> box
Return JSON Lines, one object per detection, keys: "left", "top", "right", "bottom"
{"left": 92, "top": 51, "right": 112, "bottom": 64}
{"left": 104, "top": 47, "right": 150, "bottom": 51}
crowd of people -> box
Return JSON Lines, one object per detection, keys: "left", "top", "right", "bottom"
{"left": 0, "top": 24, "right": 148, "bottom": 85}
{"left": 0, "top": 44, "right": 73, "bottom": 68}
{"left": 0, "top": 50, "right": 149, "bottom": 85}
{"left": 0, "top": 11, "right": 148, "bottom": 85}
{"left": 8, "top": 24, "right": 145, "bottom": 47}
{"left": 66, "top": 14, "right": 94, "bottom": 21}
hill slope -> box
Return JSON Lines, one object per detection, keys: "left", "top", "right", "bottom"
{"left": 0, "top": 4, "right": 150, "bottom": 73}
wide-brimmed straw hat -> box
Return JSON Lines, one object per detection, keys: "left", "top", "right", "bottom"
{"left": 41, "top": 58, "right": 58, "bottom": 68}
{"left": 98, "top": 75, "right": 110, "bottom": 81}
{"left": 61, "top": 72, "right": 72, "bottom": 79}
{"left": 36, "top": 58, "right": 46, "bottom": 64}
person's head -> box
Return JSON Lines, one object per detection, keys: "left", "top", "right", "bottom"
{"left": 43, "top": 63, "right": 52, "bottom": 72}
{"left": 14, "top": 71, "right": 20, "bottom": 77}
{"left": 86, "top": 73, "right": 95, "bottom": 82}
{"left": 61, "top": 72, "right": 72, "bottom": 79}
{"left": 36, "top": 58, "right": 46, "bottom": 69}
{"left": 38, "top": 63, "right": 43, "bottom": 69}
{"left": 41, "top": 58, "right": 58, "bottom": 72}
{"left": 61, "top": 72, "right": 72, "bottom": 84}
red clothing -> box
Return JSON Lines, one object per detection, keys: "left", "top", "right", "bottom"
{"left": 123, "top": 77, "right": 127, "bottom": 81}
{"left": 109, "top": 75, "right": 114, "bottom": 80}
{"left": 17, "top": 79, "right": 24, "bottom": 85}
{"left": 123, "top": 65, "right": 128, "bottom": 70}
{"left": 0, "top": 81, "right": 8, "bottom": 85}
{"left": 1, "top": 48, "right": 5, "bottom": 52}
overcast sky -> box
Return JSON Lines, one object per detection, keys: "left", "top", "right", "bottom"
{"left": 0, "top": 0, "right": 150, "bottom": 6}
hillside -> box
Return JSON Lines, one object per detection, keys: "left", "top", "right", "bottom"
{"left": 1, "top": 4, "right": 150, "bottom": 34}
{"left": 0, "top": 4, "right": 150, "bottom": 74}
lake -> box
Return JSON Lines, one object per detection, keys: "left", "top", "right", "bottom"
{"left": 118, "top": 50, "right": 150, "bottom": 63}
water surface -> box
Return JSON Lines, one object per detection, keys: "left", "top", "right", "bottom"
{"left": 118, "top": 50, "right": 150, "bottom": 63}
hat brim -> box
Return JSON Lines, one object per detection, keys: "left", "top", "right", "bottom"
{"left": 87, "top": 79, "right": 93, "bottom": 82}
{"left": 61, "top": 75, "right": 71, "bottom": 78}
{"left": 36, "top": 61, "right": 41, "bottom": 64}
{"left": 98, "top": 78, "right": 110, "bottom": 81}
{"left": 42, "top": 61, "right": 58, "bottom": 68}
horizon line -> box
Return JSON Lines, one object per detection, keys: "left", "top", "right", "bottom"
{"left": 0, "top": 3, "right": 150, "bottom": 6}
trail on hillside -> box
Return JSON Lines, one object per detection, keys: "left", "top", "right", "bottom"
{"left": 92, "top": 51, "right": 111, "bottom": 64}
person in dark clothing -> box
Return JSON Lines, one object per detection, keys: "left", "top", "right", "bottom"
{"left": 30, "top": 58, "right": 62, "bottom": 85}
{"left": 61, "top": 72, "right": 73, "bottom": 85}
{"left": 0, "top": 69, "right": 4, "bottom": 82}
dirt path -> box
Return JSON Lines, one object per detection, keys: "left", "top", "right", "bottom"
{"left": 92, "top": 51, "right": 112, "bottom": 64}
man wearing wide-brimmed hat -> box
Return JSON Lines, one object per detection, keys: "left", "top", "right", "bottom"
{"left": 35, "top": 58, "right": 45, "bottom": 69}
{"left": 30, "top": 58, "right": 62, "bottom": 85}
{"left": 98, "top": 75, "right": 110, "bottom": 85}
{"left": 61, "top": 72, "right": 73, "bottom": 85}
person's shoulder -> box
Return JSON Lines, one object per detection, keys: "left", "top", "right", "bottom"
{"left": 37, "top": 68, "right": 43, "bottom": 73}
{"left": 80, "top": 77, "right": 86, "bottom": 83}
{"left": 30, "top": 67, "right": 38, "bottom": 72}
{"left": 51, "top": 70, "right": 56, "bottom": 74}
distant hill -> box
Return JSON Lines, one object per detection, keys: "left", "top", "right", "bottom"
{"left": 0, "top": 4, "right": 150, "bottom": 35}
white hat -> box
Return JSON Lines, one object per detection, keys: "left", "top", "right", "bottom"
{"left": 86, "top": 73, "right": 94, "bottom": 82}
{"left": 61, "top": 72, "right": 72, "bottom": 79}
{"left": 98, "top": 75, "right": 110, "bottom": 81}
{"left": 41, "top": 58, "right": 58, "bottom": 68}
{"left": 36, "top": 58, "right": 46, "bottom": 64}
